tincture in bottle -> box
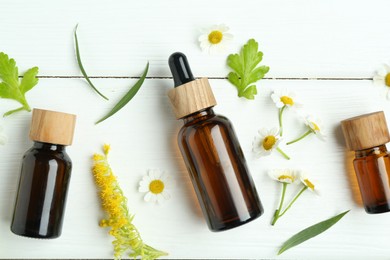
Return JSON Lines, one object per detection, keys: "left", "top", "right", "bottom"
{"left": 11, "top": 108, "right": 76, "bottom": 238}
{"left": 341, "top": 111, "right": 390, "bottom": 214}
{"left": 167, "top": 52, "right": 264, "bottom": 231}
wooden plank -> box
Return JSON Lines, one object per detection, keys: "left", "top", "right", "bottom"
{"left": 0, "top": 0, "right": 389, "bottom": 78}
{"left": 0, "top": 78, "right": 389, "bottom": 258}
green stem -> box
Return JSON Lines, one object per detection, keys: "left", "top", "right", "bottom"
{"left": 272, "top": 182, "right": 288, "bottom": 226}
{"left": 279, "top": 106, "right": 286, "bottom": 136}
{"left": 3, "top": 106, "right": 26, "bottom": 117}
{"left": 279, "top": 186, "right": 308, "bottom": 217}
{"left": 276, "top": 147, "right": 290, "bottom": 160}
{"left": 286, "top": 130, "right": 312, "bottom": 145}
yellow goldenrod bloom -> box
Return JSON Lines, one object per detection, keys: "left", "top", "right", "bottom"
{"left": 92, "top": 144, "right": 167, "bottom": 260}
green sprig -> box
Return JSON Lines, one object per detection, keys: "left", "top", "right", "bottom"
{"left": 278, "top": 210, "right": 350, "bottom": 255}
{"left": 0, "top": 52, "right": 38, "bottom": 117}
{"left": 227, "top": 39, "right": 269, "bottom": 100}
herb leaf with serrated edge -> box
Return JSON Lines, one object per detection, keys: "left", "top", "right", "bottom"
{"left": 227, "top": 39, "right": 269, "bottom": 100}
{"left": 0, "top": 52, "right": 38, "bottom": 117}
{"left": 74, "top": 25, "right": 109, "bottom": 100}
{"left": 95, "top": 62, "right": 149, "bottom": 124}
{"left": 278, "top": 210, "right": 350, "bottom": 255}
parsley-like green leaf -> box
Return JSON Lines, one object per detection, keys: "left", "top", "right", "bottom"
{"left": 227, "top": 39, "right": 269, "bottom": 100}
{"left": 0, "top": 52, "right": 38, "bottom": 117}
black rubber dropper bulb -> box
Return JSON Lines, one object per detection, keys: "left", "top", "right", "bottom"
{"left": 169, "top": 52, "right": 195, "bottom": 87}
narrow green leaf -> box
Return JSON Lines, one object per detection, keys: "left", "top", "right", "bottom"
{"left": 278, "top": 210, "right": 350, "bottom": 255}
{"left": 95, "top": 62, "right": 149, "bottom": 124}
{"left": 74, "top": 24, "right": 109, "bottom": 100}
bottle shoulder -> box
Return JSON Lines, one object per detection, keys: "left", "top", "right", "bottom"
{"left": 23, "top": 146, "right": 72, "bottom": 164}
{"left": 180, "top": 114, "right": 232, "bottom": 132}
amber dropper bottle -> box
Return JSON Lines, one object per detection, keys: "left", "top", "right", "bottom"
{"left": 341, "top": 111, "right": 390, "bottom": 214}
{"left": 167, "top": 52, "right": 264, "bottom": 231}
{"left": 11, "top": 109, "right": 76, "bottom": 238}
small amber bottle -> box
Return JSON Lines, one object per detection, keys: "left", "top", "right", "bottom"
{"left": 341, "top": 111, "right": 390, "bottom": 214}
{"left": 11, "top": 109, "right": 76, "bottom": 238}
{"left": 167, "top": 52, "right": 264, "bottom": 231}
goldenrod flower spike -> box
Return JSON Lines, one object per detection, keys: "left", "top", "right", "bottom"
{"left": 92, "top": 145, "right": 168, "bottom": 260}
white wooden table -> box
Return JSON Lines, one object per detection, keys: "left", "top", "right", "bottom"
{"left": 1, "top": 0, "right": 390, "bottom": 259}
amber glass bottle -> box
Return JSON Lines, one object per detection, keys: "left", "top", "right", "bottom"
{"left": 168, "top": 52, "right": 263, "bottom": 231}
{"left": 11, "top": 109, "right": 76, "bottom": 238}
{"left": 341, "top": 111, "right": 390, "bottom": 214}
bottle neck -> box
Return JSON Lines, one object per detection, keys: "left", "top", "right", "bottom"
{"left": 355, "top": 144, "right": 387, "bottom": 158}
{"left": 182, "top": 107, "right": 215, "bottom": 124}
{"left": 33, "top": 141, "right": 66, "bottom": 152}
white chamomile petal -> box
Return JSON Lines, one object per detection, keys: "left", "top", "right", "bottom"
{"left": 386, "top": 89, "right": 390, "bottom": 100}
{"left": 144, "top": 192, "right": 153, "bottom": 202}
{"left": 156, "top": 194, "right": 165, "bottom": 204}
{"left": 373, "top": 75, "right": 385, "bottom": 86}
{"left": 377, "top": 67, "right": 388, "bottom": 77}
{"left": 138, "top": 181, "right": 149, "bottom": 192}
{"left": 269, "top": 127, "right": 280, "bottom": 136}
{"left": 161, "top": 191, "right": 171, "bottom": 200}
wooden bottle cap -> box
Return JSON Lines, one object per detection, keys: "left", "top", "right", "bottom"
{"left": 341, "top": 111, "right": 390, "bottom": 151}
{"left": 168, "top": 78, "right": 217, "bottom": 119}
{"left": 29, "top": 108, "right": 77, "bottom": 146}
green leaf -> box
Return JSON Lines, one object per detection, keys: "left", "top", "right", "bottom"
{"left": 0, "top": 52, "right": 38, "bottom": 116}
{"left": 20, "top": 67, "right": 39, "bottom": 94}
{"left": 240, "top": 85, "right": 257, "bottom": 100}
{"left": 226, "top": 39, "right": 269, "bottom": 100}
{"left": 74, "top": 25, "right": 109, "bottom": 100}
{"left": 95, "top": 62, "right": 149, "bottom": 124}
{"left": 278, "top": 210, "right": 350, "bottom": 255}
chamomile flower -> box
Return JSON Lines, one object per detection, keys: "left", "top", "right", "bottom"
{"left": 0, "top": 125, "right": 7, "bottom": 145}
{"left": 271, "top": 169, "right": 318, "bottom": 225}
{"left": 138, "top": 169, "right": 174, "bottom": 204}
{"left": 299, "top": 172, "right": 317, "bottom": 193}
{"left": 304, "top": 115, "right": 326, "bottom": 141}
{"left": 268, "top": 169, "right": 297, "bottom": 184}
{"left": 253, "top": 128, "right": 289, "bottom": 159}
{"left": 198, "top": 24, "right": 233, "bottom": 54}
{"left": 271, "top": 90, "right": 302, "bottom": 136}
{"left": 271, "top": 90, "right": 301, "bottom": 109}
{"left": 287, "top": 115, "right": 326, "bottom": 145}
{"left": 373, "top": 64, "right": 390, "bottom": 99}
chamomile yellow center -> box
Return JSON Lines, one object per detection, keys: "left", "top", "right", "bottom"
{"left": 208, "top": 30, "right": 223, "bottom": 44}
{"left": 304, "top": 179, "right": 315, "bottom": 190}
{"left": 278, "top": 175, "right": 294, "bottom": 182}
{"left": 385, "top": 73, "right": 390, "bottom": 87}
{"left": 311, "top": 122, "right": 320, "bottom": 131}
{"left": 280, "top": 96, "right": 294, "bottom": 106}
{"left": 262, "top": 135, "right": 276, "bottom": 150}
{"left": 149, "top": 180, "right": 164, "bottom": 194}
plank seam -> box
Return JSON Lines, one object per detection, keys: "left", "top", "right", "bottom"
{"left": 23, "top": 76, "right": 372, "bottom": 81}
